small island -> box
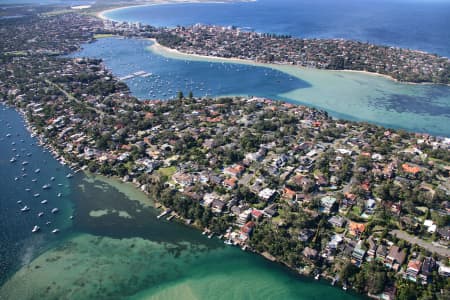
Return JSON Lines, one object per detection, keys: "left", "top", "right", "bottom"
{"left": 0, "top": 3, "right": 449, "bottom": 300}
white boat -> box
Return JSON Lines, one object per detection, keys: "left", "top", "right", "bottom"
{"left": 10, "top": 157, "right": 17, "bottom": 163}
{"left": 46, "top": 221, "right": 51, "bottom": 225}
{"left": 40, "top": 199, "right": 48, "bottom": 204}
{"left": 224, "top": 239, "right": 233, "bottom": 245}
{"left": 52, "top": 229, "right": 60, "bottom": 234}
{"left": 34, "top": 168, "right": 40, "bottom": 173}
{"left": 32, "top": 225, "right": 40, "bottom": 233}
{"left": 38, "top": 212, "right": 44, "bottom": 217}
{"left": 51, "top": 208, "right": 59, "bottom": 214}
{"left": 25, "top": 188, "right": 31, "bottom": 192}
{"left": 66, "top": 173, "right": 73, "bottom": 178}
{"left": 32, "top": 178, "right": 37, "bottom": 182}
{"left": 57, "top": 193, "right": 62, "bottom": 197}
{"left": 50, "top": 177, "right": 55, "bottom": 181}
{"left": 42, "top": 184, "right": 51, "bottom": 190}
{"left": 33, "top": 193, "right": 40, "bottom": 197}
{"left": 22, "top": 161, "right": 28, "bottom": 165}
{"left": 6, "top": 133, "right": 11, "bottom": 137}
{"left": 20, "top": 205, "right": 30, "bottom": 212}
{"left": 14, "top": 177, "right": 19, "bottom": 181}
{"left": 69, "top": 215, "right": 74, "bottom": 219}
{"left": 17, "top": 200, "right": 22, "bottom": 204}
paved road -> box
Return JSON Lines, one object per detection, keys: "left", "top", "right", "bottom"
{"left": 390, "top": 230, "right": 450, "bottom": 257}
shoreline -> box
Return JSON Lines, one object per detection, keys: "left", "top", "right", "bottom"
{"left": 95, "top": 0, "right": 255, "bottom": 21}
{"left": 95, "top": 2, "right": 448, "bottom": 86}
{"left": 148, "top": 39, "right": 425, "bottom": 85}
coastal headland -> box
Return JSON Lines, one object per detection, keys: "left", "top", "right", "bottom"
{"left": 0, "top": 3, "right": 449, "bottom": 300}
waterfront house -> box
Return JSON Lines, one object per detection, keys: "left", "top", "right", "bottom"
{"left": 303, "top": 247, "right": 318, "bottom": 260}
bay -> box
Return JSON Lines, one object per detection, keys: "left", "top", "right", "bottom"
{"left": 71, "top": 38, "right": 450, "bottom": 136}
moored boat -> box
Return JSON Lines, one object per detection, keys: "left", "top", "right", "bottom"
{"left": 32, "top": 225, "right": 40, "bottom": 233}
{"left": 51, "top": 207, "right": 59, "bottom": 214}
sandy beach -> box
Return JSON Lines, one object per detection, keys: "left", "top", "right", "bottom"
{"left": 95, "top": 1, "right": 447, "bottom": 86}
{"left": 96, "top": 0, "right": 254, "bottom": 21}
{"left": 148, "top": 38, "right": 403, "bottom": 83}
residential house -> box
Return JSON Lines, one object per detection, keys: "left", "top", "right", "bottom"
{"left": 419, "top": 257, "right": 436, "bottom": 283}
{"left": 352, "top": 241, "right": 366, "bottom": 266}
{"left": 438, "top": 264, "right": 450, "bottom": 277}
{"left": 367, "top": 237, "right": 377, "bottom": 260}
{"left": 240, "top": 221, "right": 255, "bottom": 241}
{"left": 376, "top": 244, "right": 388, "bottom": 261}
{"left": 303, "top": 247, "right": 318, "bottom": 260}
{"left": 211, "top": 199, "right": 226, "bottom": 213}
{"left": 385, "top": 246, "right": 406, "bottom": 271}
{"left": 328, "top": 215, "right": 346, "bottom": 228}
{"left": 320, "top": 196, "right": 337, "bottom": 214}
{"left": 348, "top": 222, "right": 366, "bottom": 236}
{"left": 258, "top": 188, "right": 276, "bottom": 201}
{"left": 223, "top": 177, "right": 238, "bottom": 189}
{"left": 405, "top": 259, "right": 422, "bottom": 282}
{"left": 251, "top": 209, "right": 263, "bottom": 221}
{"left": 223, "top": 164, "right": 245, "bottom": 178}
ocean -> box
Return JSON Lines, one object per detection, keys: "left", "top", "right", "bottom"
{"left": 104, "top": 0, "right": 450, "bottom": 58}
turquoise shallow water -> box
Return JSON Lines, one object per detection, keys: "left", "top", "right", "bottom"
{"left": 0, "top": 113, "right": 364, "bottom": 299}
{"left": 72, "top": 38, "right": 450, "bottom": 136}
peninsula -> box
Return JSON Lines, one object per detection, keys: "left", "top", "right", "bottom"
{"left": 0, "top": 4, "right": 449, "bottom": 300}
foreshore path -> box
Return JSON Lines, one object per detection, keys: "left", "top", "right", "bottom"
{"left": 390, "top": 230, "right": 450, "bottom": 257}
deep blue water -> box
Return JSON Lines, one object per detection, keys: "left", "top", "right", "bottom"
{"left": 0, "top": 105, "right": 74, "bottom": 284}
{"left": 71, "top": 38, "right": 450, "bottom": 136}
{"left": 105, "top": 0, "right": 450, "bottom": 57}
{"left": 70, "top": 38, "right": 308, "bottom": 100}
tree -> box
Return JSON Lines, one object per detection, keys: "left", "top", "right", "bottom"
{"left": 177, "top": 91, "right": 184, "bottom": 100}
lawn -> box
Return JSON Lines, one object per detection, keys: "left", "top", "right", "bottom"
{"left": 158, "top": 166, "right": 177, "bottom": 178}
{"left": 94, "top": 33, "right": 116, "bottom": 39}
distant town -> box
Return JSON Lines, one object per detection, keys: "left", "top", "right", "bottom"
{"left": 153, "top": 24, "right": 450, "bottom": 84}
{"left": 0, "top": 4, "right": 449, "bottom": 300}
